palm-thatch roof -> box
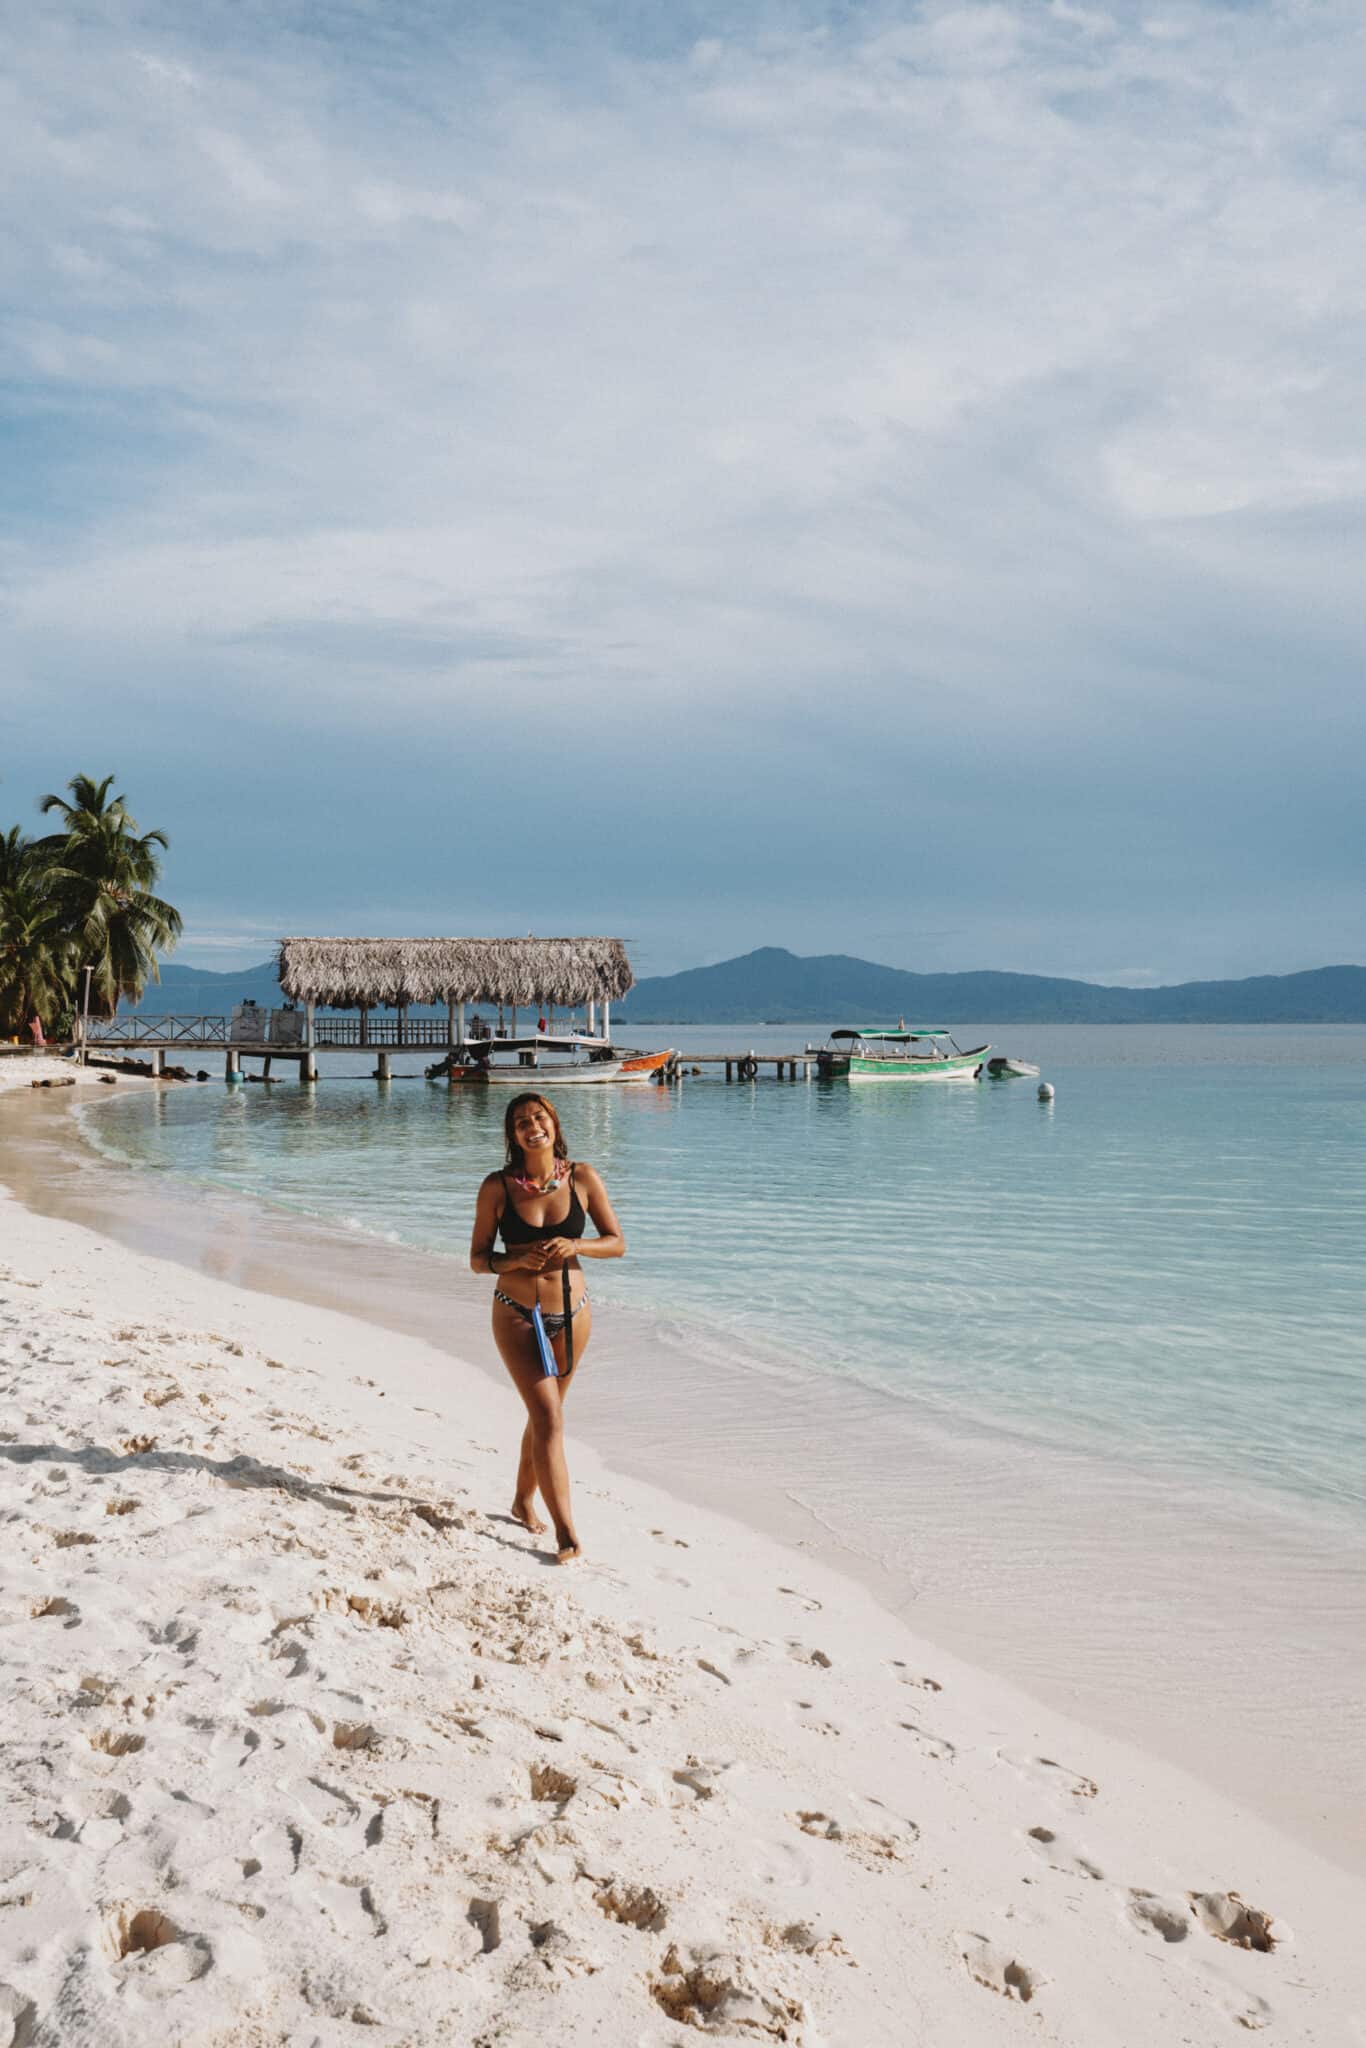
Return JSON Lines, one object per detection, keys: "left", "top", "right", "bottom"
{"left": 276, "top": 937, "right": 634, "bottom": 1010}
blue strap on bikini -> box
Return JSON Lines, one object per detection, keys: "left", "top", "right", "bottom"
{"left": 530, "top": 1301, "right": 558, "bottom": 1379}
{"left": 530, "top": 1268, "right": 575, "bottom": 1379}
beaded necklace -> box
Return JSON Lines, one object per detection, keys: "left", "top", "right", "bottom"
{"left": 509, "top": 1155, "right": 569, "bottom": 1197}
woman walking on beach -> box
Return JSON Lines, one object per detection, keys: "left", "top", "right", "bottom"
{"left": 469, "top": 1093, "right": 625, "bottom": 1563}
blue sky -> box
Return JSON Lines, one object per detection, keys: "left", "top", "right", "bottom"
{"left": 3, "top": 0, "right": 1363, "bottom": 986}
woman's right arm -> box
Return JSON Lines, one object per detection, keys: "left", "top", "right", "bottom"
{"left": 470, "top": 1172, "right": 524, "bottom": 1275}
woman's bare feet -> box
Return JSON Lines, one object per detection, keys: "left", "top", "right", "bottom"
{"left": 510, "top": 1496, "right": 547, "bottom": 1535}
{"left": 554, "top": 1531, "right": 582, "bottom": 1564}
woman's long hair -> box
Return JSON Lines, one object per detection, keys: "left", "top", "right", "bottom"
{"left": 503, "top": 1092, "right": 568, "bottom": 1169}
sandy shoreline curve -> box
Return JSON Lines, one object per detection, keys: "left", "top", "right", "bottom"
{"left": 7, "top": 1077, "right": 1366, "bottom": 1876}
{"left": 2, "top": 1083, "right": 1364, "bottom": 2039}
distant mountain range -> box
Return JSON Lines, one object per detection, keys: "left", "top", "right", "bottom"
{"left": 130, "top": 947, "right": 1366, "bottom": 1024}
{"left": 618, "top": 949, "right": 1366, "bottom": 1024}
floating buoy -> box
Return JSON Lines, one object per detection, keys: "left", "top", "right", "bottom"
{"left": 1037, "top": 1081, "right": 1055, "bottom": 1101}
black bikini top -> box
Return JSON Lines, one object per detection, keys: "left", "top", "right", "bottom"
{"left": 498, "top": 1165, "right": 586, "bottom": 1246}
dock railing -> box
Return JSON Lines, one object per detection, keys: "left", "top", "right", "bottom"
{"left": 314, "top": 1017, "right": 460, "bottom": 1048}
{"left": 86, "top": 1015, "right": 231, "bottom": 1047}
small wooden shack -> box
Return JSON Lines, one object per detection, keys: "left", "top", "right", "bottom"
{"left": 275, "top": 936, "right": 634, "bottom": 1074}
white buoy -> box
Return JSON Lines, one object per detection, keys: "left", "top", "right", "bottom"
{"left": 1037, "top": 1081, "right": 1055, "bottom": 1101}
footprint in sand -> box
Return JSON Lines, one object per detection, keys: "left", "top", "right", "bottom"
{"left": 466, "top": 1896, "right": 502, "bottom": 1953}
{"left": 1188, "top": 1891, "right": 1286, "bottom": 1952}
{"left": 332, "top": 1720, "right": 379, "bottom": 1753}
{"left": 103, "top": 1907, "right": 212, "bottom": 1993}
{"left": 1126, "top": 1889, "right": 1190, "bottom": 1941}
{"left": 1027, "top": 1825, "right": 1103, "bottom": 1881}
{"left": 900, "top": 1721, "right": 956, "bottom": 1762}
{"left": 671, "top": 1760, "right": 741, "bottom": 1803}
{"left": 412, "top": 1502, "right": 464, "bottom": 1535}
{"left": 145, "top": 1618, "right": 199, "bottom": 1658}
{"left": 651, "top": 1944, "right": 800, "bottom": 2035}
{"left": 960, "top": 1932, "right": 1044, "bottom": 2003}
{"left": 778, "top": 1586, "right": 823, "bottom": 1614}
{"left": 30, "top": 1595, "right": 80, "bottom": 1626}
{"left": 853, "top": 1792, "right": 919, "bottom": 1845}
{"left": 269, "top": 1635, "right": 311, "bottom": 1680}
{"left": 529, "top": 1762, "right": 578, "bottom": 1806}
{"left": 1214, "top": 1983, "right": 1274, "bottom": 2032}
{"left": 0, "top": 1974, "right": 36, "bottom": 2039}
{"left": 999, "top": 1750, "right": 1098, "bottom": 1802}
{"left": 787, "top": 1699, "right": 842, "bottom": 1737}
{"left": 787, "top": 1641, "right": 833, "bottom": 1669}
{"left": 792, "top": 1808, "right": 907, "bottom": 1870}
{"left": 594, "top": 1880, "right": 667, "bottom": 1932}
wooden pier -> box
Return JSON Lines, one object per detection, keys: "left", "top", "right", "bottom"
{"left": 78, "top": 943, "right": 831, "bottom": 1088}
{"left": 82, "top": 1018, "right": 821, "bottom": 1085}
{"left": 681, "top": 1052, "right": 816, "bottom": 1081}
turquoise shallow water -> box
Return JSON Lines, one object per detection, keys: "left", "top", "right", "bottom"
{"left": 76, "top": 1024, "right": 1366, "bottom": 1529}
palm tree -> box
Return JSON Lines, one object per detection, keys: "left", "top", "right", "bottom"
{"left": 0, "top": 827, "right": 70, "bottom": 1036}
{"left": 37, "top": 775, "right": 182, "bottom": 1017}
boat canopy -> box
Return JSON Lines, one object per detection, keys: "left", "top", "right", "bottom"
{"left": 829, "top": 1027, "right": 950, "bottom": 1041}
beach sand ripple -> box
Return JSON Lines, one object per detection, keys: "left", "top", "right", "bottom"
{"left": 0, "top": 1193, "right": 1356, "bottom": 2044}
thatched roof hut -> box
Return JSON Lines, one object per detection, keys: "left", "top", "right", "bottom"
{"left": 276, "top": 937, "right": 633, "bottom": 1011}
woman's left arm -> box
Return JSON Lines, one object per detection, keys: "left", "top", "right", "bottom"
{"left": 578, "top": 1164, "right": 625, "bottom": 1258}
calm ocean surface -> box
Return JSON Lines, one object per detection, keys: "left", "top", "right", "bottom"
{"left": 76, "top": 1024, "right": 1366, "bottom": 1531}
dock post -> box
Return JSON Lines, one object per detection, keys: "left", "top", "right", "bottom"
{"left": 151, "top": 1047, "right": 165, "bottom": 1078}
{"left": 360, "top": 1005, "right": 369, "bottom": 1048}
{"left": 303, "top": 1051, "right": 318, "bottom": 1083}
{"left": 262, "top": 1056, "right": 272, "bottom": 1079}
{"left": 377, "top": 1052, "right": 391, "bottom": 1083}
{"left": 457, "top": 1000, "right": 466, "bottom": 1046}
{"left": 225, "top": 1048, "right": 240, "bottom": 1082}
{"left": 725, "top": 1060, "right": 733, "bottom": 1082}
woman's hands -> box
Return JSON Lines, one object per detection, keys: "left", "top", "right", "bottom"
{"left": 486, "top": 1238, "right": 574, "bottom": 1275}
{"left": 522, "top": 1236, "right": 576, "bottom": 1273}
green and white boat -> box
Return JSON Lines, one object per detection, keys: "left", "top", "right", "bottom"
{"left": 814, "top": 1026, "right": 990, "bottom": 1082}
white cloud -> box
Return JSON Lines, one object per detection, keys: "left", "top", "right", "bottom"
{"left": 3, "top": 0, "right": 1364, "bottom": 974}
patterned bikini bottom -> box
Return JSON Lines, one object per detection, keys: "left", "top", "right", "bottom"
{"left": 493, "top": 1289, "right": 589, "bottom": 1338}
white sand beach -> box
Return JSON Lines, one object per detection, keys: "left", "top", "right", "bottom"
{"left": 1, "top": 1077, "right": 1362, "bottom": 2044}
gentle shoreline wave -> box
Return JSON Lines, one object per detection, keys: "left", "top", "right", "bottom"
{"left": 5, "top": 1062, "right": 1366, "bottom": 1869}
